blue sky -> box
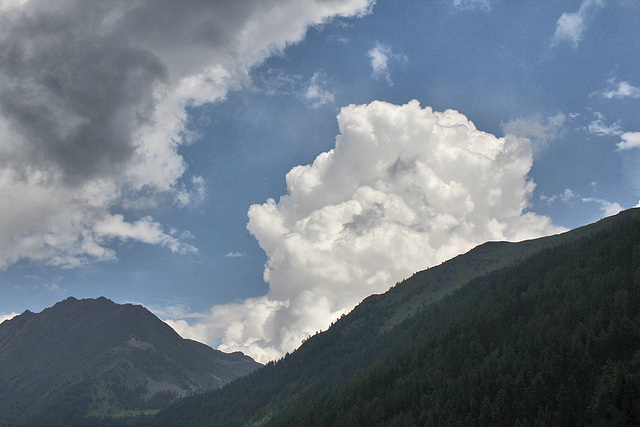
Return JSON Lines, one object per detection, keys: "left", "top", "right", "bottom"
{"left": 1, "top": 0, "right": 639, "bottom": 362}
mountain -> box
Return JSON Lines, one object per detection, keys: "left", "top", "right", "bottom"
{"left": 150, "top": 208, "right": 640, "bottom": 426}
{"left": 0, "top": 296, "right": 260, "bottom": 425}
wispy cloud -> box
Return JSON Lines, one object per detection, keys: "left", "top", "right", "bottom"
{"left": 224, "top": 252, "right": 245, "bottom": 258}
{"left": 587, "top": 112, "right": 623, "bottom": 137}
{"left": 367, "top": 42, "right": 406, "bottom": 85}
{"left": 450, "top": 0, "right": 492, "bottom": 12}
{"left": 585, "top": 113, "right": 640, "bottom": 151}
{"left": 258, "top": 69, "right": 335, "bottom": 109}
{"left": 41, "top": 282, "right": 62, "bottom": 292}
{"left": 552, "top": 0, "right": 605, "bottom": 48}
{"left": 151, "top": 302, "right": 197, "bottom": 320}
{"left": 258, "top": 68, "right": 303, "bottom": 96}
{"left": 176, "top": 176, "right": 208, "bottom": 208}
{"left": 304, "top": 71, "right": 335, "bottom": 109}
{"left": 594, "top": 79, "right": 640, "bottom": 99}
{"left": 582, "top": 197, "right": 624, "bottom": 217}
{"left": 540, "top": 188, "right": 579, "bottom": 206}
{"left": 94, "top": 215, "right": 197, "bottom": 256}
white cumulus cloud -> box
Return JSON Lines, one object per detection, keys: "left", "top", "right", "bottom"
{"left": 170, "top": 100, "right": 563, "bottom": 363}
{"left": 0, "top": 0, "right": 374, "bottom": 269}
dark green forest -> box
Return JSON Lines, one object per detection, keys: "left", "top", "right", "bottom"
{"left": 149, "top": 208, "right": 640, "bottom": 426}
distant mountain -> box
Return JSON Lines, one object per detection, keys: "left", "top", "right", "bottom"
{"left": 151, "top": 208, "right": 640, "bottom": 426}
{"left": 0, "top": 296, "right": 260, "bottom": 425}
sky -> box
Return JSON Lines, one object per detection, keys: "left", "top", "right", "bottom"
{"left": 0, "top": 0, "right": 639, "bottom": 363}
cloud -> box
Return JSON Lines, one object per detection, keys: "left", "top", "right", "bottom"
{"left": 0, "top": 312, "right": 18, "bottom": 324}
{"left": 552, "top": 0, "right": 605, "bottom": 48}
{"left": 586, "top": 113, "right": 640, "bottom": 151}
{"left": 560, "top": 188, "right": 578, "bottom": 202}
{"left": 176, "top": 176, "right": 208, "bottom": 208}
{"left": 0, "top": 0, "right": 374, "bottom": 269}
{"left": 171, "top": 100, "right": 563, "bottom": 363}
{"left": 151, "top": 302, "right": 195, "bottom": 321}
{"left": 225, "top": 252, "right": 245, "bottom": 258}
{"left": 596, "top": 79, "right": 640, "bottom": 99}
{"left": 367, "top": 42, "right": 405, "bottom": 84}
{"left": 617, "top": 132, "right": 640, "bottom": 151}
{"left": 41, "top": 282, "right": 62, "bottom": 292}
{"left": 587, "top": 112, "right": 623, "bottom": 137}
{"left": 501, "top": 113, "right": 566, "bottom": 154}
{"left": 541, "top": 188, "right": 579, "bottom": 206}
{"left": 259, "top": 68, "right": 303, "bottom": 96}
{"left": 304, "top": 71, "right": 335, "bottom": 109}
{"left": 94, "top": 214, "right": 197, "bottom": 255}
{"left": 450, "top": 0, "right": 492, "bottom": 12}
{"left": 258, "top": 69, "right": 334, "bottom": 108}
{"left": 582, "top": 197, "right": 624, "bottom": 217}
{"left": 368, "top": 43, "right": 391, "bottom": 81}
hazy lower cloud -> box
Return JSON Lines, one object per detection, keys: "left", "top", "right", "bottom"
{"left": 168, "top": 100, "right": 564, "bottom": 363}
{"left": 552, "top": 0, "right": 605, "bottom": 48}
{"left": 0, "top": 0, "right": 374, "bottom": 269}
{"left": 0, "top": 312, "right": 18, "bottom": 324}
{"left": 501, "top": 113, "right": 566, "bottom": 154}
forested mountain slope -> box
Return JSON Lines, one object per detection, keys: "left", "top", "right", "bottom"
{"left": 151, "top": 208, "right": 640, "bottom": 426}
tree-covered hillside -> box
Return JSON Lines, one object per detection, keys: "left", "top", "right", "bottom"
{"left": 150, "top": 208, "right": 640, "bottom": 426}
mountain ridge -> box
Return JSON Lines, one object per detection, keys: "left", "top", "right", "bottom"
{"left": 359, "top": 208, "right": 633, "bottom": 332}
{"left": 149, "top": 208, "right": 640, "bottom": 425}
{"left": 0, "top": 296, "right": 260, "bottom": 425}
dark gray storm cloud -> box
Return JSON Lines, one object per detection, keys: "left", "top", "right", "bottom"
{"left": 0, "top": 7, "right": 166, "bottom": 184}
{"left": 0, "top": 0, "right": 373, "bottom": 267}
